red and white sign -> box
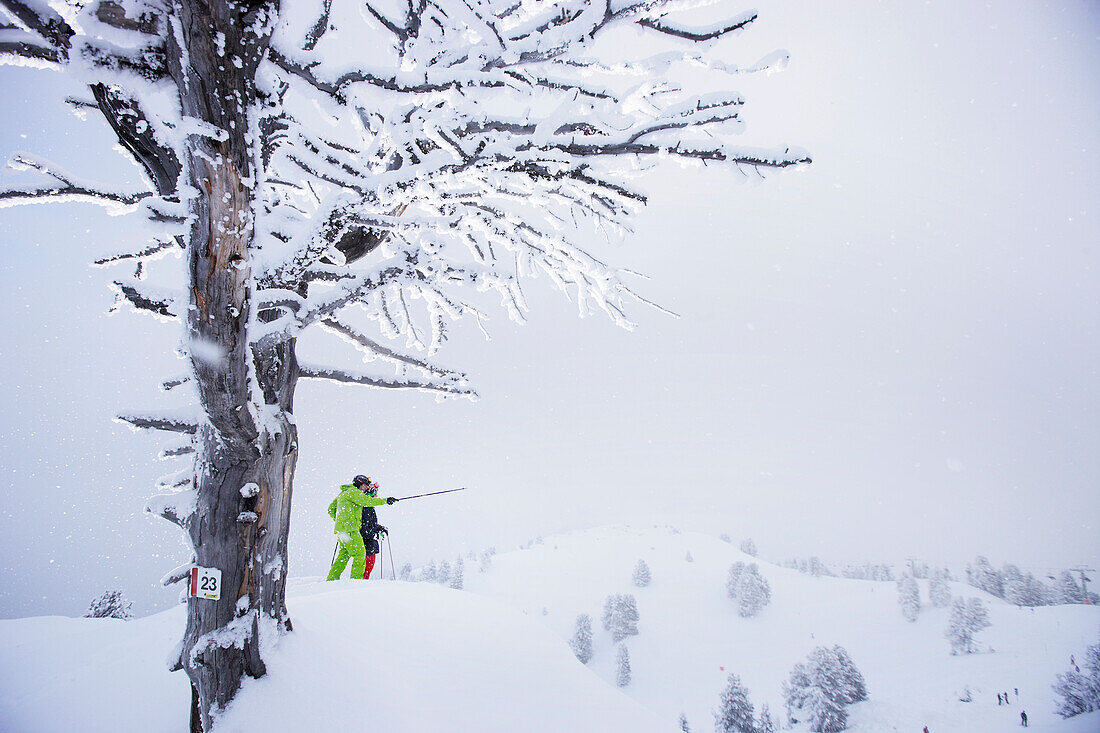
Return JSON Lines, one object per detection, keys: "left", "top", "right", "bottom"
{"left": 190, "top": 566, "right": 222, "bottom": 600}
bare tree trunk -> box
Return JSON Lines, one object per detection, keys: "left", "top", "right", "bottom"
{"left": 162, "top": 0, "right": 288, "bottom": 728}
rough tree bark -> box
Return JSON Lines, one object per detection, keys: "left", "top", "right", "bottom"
{"left": 161, "top": 0, "right": 294, "bottom": 728}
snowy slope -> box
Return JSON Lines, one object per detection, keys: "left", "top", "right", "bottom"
{"left": 459, "top": 525, "right": 1100, "bottom": 733}
{"left": 0, "top": 579, "right": 673, "bottom": 733}
{"left": 0, "top": 524, "right": 1097, "bottom": 733}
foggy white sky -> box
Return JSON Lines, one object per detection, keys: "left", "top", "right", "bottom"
{"left": 1, "top": 0, "right": 1097, "bottom": 618}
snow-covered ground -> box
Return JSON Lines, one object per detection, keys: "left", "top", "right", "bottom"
{"left": 1, "top": 525, "right": 1096, "bottom": 733}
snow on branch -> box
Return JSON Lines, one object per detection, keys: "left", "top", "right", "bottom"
{"left": 0, "top": 153, "right": 154, "bottom": 211}
{"left": 636, "top": 9, "right": 757, "bottom": 42}
{"left": 109, "top": 280, "right": 179, "bottom": 320}
{"left": 116, "top": 412, "right": 199, "bottom": 434}
{"left": 319, "top": 317, "right": 466, "bottom": 381}
{"left": 299, "top": 364, "right": 475, "bottom": 398}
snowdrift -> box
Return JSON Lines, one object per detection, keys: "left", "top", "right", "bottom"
{"left": 1, "top": 524, "right": 1097, "bottom": 733}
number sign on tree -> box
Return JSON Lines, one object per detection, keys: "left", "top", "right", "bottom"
{"left": 0, "top": 0, "right": 807, "bottom": 728}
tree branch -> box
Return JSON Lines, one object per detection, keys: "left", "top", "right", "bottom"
{"left": 299, "top": 364, "right": 475, "bottom": 397}
{"left": 636, "top": 11, "right": 757, "bottom": 42}
{"left": 319, "top": 317, "right": 466, "bottom": 380}
{"left": 117, "top": 414, "right": 199, "bottom": 434}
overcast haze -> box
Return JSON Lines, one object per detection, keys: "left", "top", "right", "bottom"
{"left": 1, "top": 0, "right": 1097, "bottom": 618}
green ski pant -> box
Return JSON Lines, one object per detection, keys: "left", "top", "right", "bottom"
{"left": 326, "top": 531, "right": 366, "bottom": 581}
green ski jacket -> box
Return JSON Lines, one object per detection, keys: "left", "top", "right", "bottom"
{"left": 328, "top": 484, "right": 387, "bottom": 534}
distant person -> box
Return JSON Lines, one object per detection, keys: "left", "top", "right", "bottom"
{"left": 1020, "top": 710, "right": 1028, "bottom": 727}
{"left": 1014, "top": 687, "right": 1019, "bottom": 699}
{"left": 326, "top": 475, "right": 396, "bottom": 581}
{"left": 998, "top": 693, "right": 1003, "bottom": 705}
{"left": 923, "top": 727, "right": 930, "bottom": 733}
{"left": 1003, "top": 691, "right": 1010, "bottom": 704}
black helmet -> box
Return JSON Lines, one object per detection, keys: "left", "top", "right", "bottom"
{"left": 353, "top": 475, "right": 370, "bottom": 487}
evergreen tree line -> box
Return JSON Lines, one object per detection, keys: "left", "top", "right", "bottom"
{"left": 967, "top": 556, "right": 1095, "bottom": 607}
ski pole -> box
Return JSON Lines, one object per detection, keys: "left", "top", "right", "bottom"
{"left": 392, "top": 487, "right": 467, "bottom": 502}
{"left": 387, "top": 536, "right": 397, "bottom": 580}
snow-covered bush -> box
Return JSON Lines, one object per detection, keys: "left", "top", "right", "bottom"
{"left": 897, "top": 575, "right": 920, "bottom": 622}
{"left": 570, "top": 614, "right": 593, "bottom": 664}
{"left": 399, "top": 563, "right": 412, "bottom": 581}
{"left": 632, "top": 559, "right": 651, "bottom": 588}
{"left": 740, "top": 538, "right": 758, "bottom": 557}
{"left": 84, "top": 590, "right": 133, "bottom": 620}
{"left": 602, "top": 593, "right": 640, "bottom": 641}
{"left": 783, "top": 645, "right": 867, "bottom": 732}
{"left": 714, "top": 672, "right": 755, "bottom": 733}
{"left": 929, "top": 569, "right": 952, "bottom": 607}
{"left": 616, "top": 644, "right": 631, "bottom": 687}
{"left": 727, "top": 562, "right": 771, "bottom": 617}
{"left": 1053, "top": 636, "right": 1100, "bottom": 718}
{"left": 946, "top": 597, "right": 991, "bottom": 654}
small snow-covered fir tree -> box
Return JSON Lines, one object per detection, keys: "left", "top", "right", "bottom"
{"left": 679, "top": 712, "right": 691, "bottom": 732}
{"left": 897, "top": 575, "right": 920, "bottom": 622}
{"left": 757, "top": 702, "right": 777, "bottom": 733}
{"left": 421, "top": 561, "right": 438, "bottom": 583}
{"left": 449, "top": 558, "right": 464, "bottom": 590}
{"left": 399, "top": 563, "right": 412, "bottom": 581}
{"left": 720, "top": 533, "right": 733, "bottom": 544}
{"left": 479, "top": 550, "right": 494, "bottom": 573}
{"left": 686, "top": 551, "right": 695, "bottom": 563}
{"left": 1057, "top": 571, "right": 1085, "bottom": 604}
{"left": 633, "top": 559, "right": 652, "bottom": 588}
{"left": 946, "top": 597, "right": 992, "bottom": 654}
{"left": 616, "top": 644, "right": 632, "bottom": 687}
{"left": 738, "top": 566, "right": 772, "bottom": 618}
{"left": 727, "top": 562, "right": 770, "bottom": 617}
{"left": 714, "top": 672, "right": 755, "bottom": 733}
{"left": 602, "top": 593, "right": 640, "bottom": 641}
{"left": 783, "top": 646, "right": 866, "bottom": 732}
{"left": 570, "top": 614, "right": 593, "bottom": 665}
{"left": 437, "top": 560, "right": 452, "bottom": 586}
{"left": 740, "top": 538, "right": 758, "bottom": 557}
{"left": 966, "top": 556, "right": 1004, "bottom": 598}
{"left": 1053, "top": 635, "right": 1100, "bottom": 718}
{"left": 929, "top": 569, "right": 952, "bottom": 607}
{"left": 84, "top": 590, "right": 133, "bottom": 620}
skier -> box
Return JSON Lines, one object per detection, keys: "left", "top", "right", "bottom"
{"left": 998, "top": 693, "right": 1003, "bottom": 705}
{"left": 1020, "top": 710, "right": 1028, "bottom": 727}
{"left": 358, "top": 480, "right": 389, "bottom": 579}
{"left": 326, "top": 475, "right": 396, "bottom": 581}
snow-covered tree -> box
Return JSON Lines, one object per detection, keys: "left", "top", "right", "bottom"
{"left": 740, "top": 538, "right": 758, "bottom": 557}
{"left": 727, "top": 562, "right": 770, "bottom": 617}
{"left": 0, "top": 0, "right": 804, "bottom": 723}
{"left": 616, "top": 643, "right": 631, "bottom": 687}
{"left": 686, "top": 551, "right": 695, "bottom": 563}
{"left": 437, "top": 559, "right": 452, "bottom": 586}
{"left": 633, "top": 559, "right": 651, "bottom": 588}
{"left": 720, "top": 533, "right": 733, "bottom": 544}
{"left": 966, "top": 556, "right": 1004, "bottom": 598}
{"left": 946, "top": 596, "right": 991, "bottom": 654}
{"left": 897, "top": 575, "right": 920, "bottom": 622}
{"left": 84, "top": 590, "right": 134, "bottom": 620}
{"left": 1057, "top": 571, "right": 1085, "bottom": 605}
{"left": 782, "top": 646, "right": 866, "bottom": 732}
{"left": 570, "top": 613, "right": 593, "bottom": 665}
{"left": 756, "top": 702, "right": 777, "bottom": 733}
{"left": 479, "top": 549, "right": 495, "bottom": 573}
{"left": 929, "top": 568, "right": 952, "bottom": 608}
{"left": 399, "top": 563, "right": 412, "bottom": 581}
{"left": 602, "top": 593, "right": 640, "bottom": 641}
{"left": 679, "top": 712, "right": 691, "bottom": 732}
{"left": 449, "top": 557, "right": 464, "bottom": 590}
{"left": 714, "top": 672, "right": 755, "bottom": 733}
{"left": 1053, "top": 636, "right": 1100, "bottom": 718}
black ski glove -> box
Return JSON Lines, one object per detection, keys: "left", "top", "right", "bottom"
{"left": 386, "top": 496, "right": 397, "bottom": 505}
